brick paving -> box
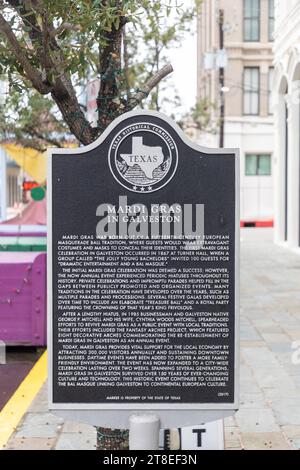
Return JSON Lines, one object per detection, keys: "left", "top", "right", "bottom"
{"left": 5, "top": 228, "right": 300, "bottom": 450}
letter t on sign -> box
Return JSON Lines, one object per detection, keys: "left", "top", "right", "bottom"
{"left": 192, "top": 428, "right": 206, "bottom": 447}
{"left": 180, "top": 421, "right": 224, "bottom": 450}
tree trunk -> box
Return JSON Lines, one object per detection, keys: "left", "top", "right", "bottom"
{"left": 122, "top": 26, "right": 131, "bottom": 99}
{"left": 51, "top": 90, "right": 96, "bottom": 146}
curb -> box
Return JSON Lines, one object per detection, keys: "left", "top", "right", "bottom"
{"left": 0, "top": 350, "right": 47, "bottom": 449}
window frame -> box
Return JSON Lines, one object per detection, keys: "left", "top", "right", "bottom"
{"left": 268, "top": 0, "right": 275, "bottom": 42}
{"left": 245, "top": 154, "right": 272, "bottom": 176}
{"left": 243, "top": 0, "right": 261, "bottom": 42}
{"left": 243, "top": 66, "right": 260, "bottom": 116}
{"left": 268, "top": 67, "right": 274, "bottom": 115}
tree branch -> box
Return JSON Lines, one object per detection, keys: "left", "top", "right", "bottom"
{"left": 2, "top": 1, "right": 95, "bottom": 144}
{"left": 1, "top": 2, "right": 174, "bottom": 146}
{"left": 96, "top": 0, "right": 127, "bottom": 130}
{"left": 6, "top": 0, "right": 78, "bottom": 100}
{"left": 23, "top": 124, "right": 65, "bottom": 148}
{"left": 12, "top": 136, "right": 47, "bottom": 152}
{"left": 0, "top": 12, "right": 50, "bottom": 94}
{"left": 126, "top": 63, "right": 173, "bottom": 110}
{"left": 50, "top": 22, "right": 81, "bottom": 38}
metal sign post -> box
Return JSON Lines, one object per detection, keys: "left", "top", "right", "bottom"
{"left": 48, "top": 110, "right": 239, "bottom": 445}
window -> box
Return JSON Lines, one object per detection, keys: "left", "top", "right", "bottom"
{"left": 268, "top": 67, "right": 274, "bottom": 115}
{"left": 245, "top": 154, "right": 271, "bottom": 176}
{"left": 268, "top": 0, "right": 275, "bottom": 41}
{"left": 244, "top": 0, "right": 260, "bottom": 41}
{"left": 243, "top": 67, "right": 260, "bottom": 115}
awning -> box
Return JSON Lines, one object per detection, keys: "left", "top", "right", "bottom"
{"left": 2, "top": 144, "right": 46, "bottom": 183}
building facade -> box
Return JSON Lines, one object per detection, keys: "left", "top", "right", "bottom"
{"left": 272, "top": 0, "right": 300, "bottom": 249}
{"left": 0, "top": 147, "right": 22, "bottom": 222}
{"left": 197, "top": 0, "right": 275, "bottom": 223}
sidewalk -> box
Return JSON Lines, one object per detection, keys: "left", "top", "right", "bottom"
{"left": 4, "top": 228, "right": 300, "bottom": 450}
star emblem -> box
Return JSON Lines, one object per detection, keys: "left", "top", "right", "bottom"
{"left": 148, "top": 186, "right": 152, "bottom": 191}
{"left": 132, "top": 186, "right": 137, "bottom": 190}
{"left": 140, "top": 187, "right": 145, "bottom": 192}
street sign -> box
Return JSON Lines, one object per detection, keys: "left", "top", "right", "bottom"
{"left": 48, "top": 110, "right": 239, "bottom": 428}
{"left": 203, "top": 50, "right": 228, "bottom": 70}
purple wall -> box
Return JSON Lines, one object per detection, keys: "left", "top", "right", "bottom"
{"left": 0, "top": 253, "right": 46, "bottom": 346}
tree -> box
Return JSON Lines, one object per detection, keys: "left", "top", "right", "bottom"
{"left": 189, "top": 98, "right": 218, "bottom": 133}
{"left": 122, "top": 1, "right": 198, "bottom": 112}
{"left": 0, "top": 0, "right": 190, "bottom": 146}
{"left": 0, "top": 1, "right": 200, "bottom": 149}
{"left": 0, "top": 90, "right": 71, "bottom": 150}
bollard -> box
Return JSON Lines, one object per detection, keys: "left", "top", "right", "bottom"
{"left": 129, "top": 414, "right": 160, "bottom": 450}
{"left": 0, "top": 341, "right": 6, "bottom": 365}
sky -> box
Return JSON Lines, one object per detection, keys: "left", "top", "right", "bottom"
{"left": 159, "top": 0, "right": 198, "bottom": 120}
{"left": 168, "top": 30, "right": 198, "bottom": 116}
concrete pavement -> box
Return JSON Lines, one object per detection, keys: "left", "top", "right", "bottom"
{"left": 225, "top": 228, "right": 300, "bottom": 450}
{"left": 4, "top": 228, "right": 300, "bottom": 450}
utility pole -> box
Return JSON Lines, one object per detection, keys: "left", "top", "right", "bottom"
{"left": 219, "top": 9, "right": 225, "bottom": 148}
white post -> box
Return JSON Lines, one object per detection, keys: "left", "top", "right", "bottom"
{"left": 273, "top": 96, "right": 287, "bottom": 244}
{"left": 0, "top": 340, "right": 6, "bottom": 365}
{"left": 286, "top": 84, "right": 300, "bottom": 248}
{"left": 129, "top": 414, "right": 160, "bottom": 450}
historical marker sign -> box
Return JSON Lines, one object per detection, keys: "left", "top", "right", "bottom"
{"left": 48, "top": 110, "right": 239, "bottom": 426}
